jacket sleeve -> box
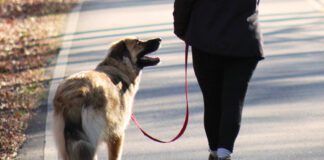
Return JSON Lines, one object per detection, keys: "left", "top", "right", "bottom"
{"left": 173, "top": 0, "right": 196, "bottom": 40}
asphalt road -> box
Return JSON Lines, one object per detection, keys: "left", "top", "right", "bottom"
{"left": 35, "top": 0, "right": 324, "bottom": 159}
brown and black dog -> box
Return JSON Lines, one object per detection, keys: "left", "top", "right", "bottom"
{"left": 53, "top": 37, "right": 161, "bottom": 160}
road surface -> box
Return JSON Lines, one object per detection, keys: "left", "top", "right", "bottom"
{"left": 36, "top": 0, "right": 324, "bottom": 159}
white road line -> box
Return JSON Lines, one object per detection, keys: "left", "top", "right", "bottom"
{"left": 44, "top": 2, "right": 83, "bottom": 160}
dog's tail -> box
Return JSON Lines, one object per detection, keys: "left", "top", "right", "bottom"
{"left": 53, "top": 111, "right": 95, "bottom": 160}
{"left": 54, "top": 111, "right": 95, "bottom": 160}
{"left": 64, "top": 120, "right": 95, "bottom": 160}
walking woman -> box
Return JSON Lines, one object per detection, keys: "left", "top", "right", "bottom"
{"left": 173, "top": 0, "right": 264, "bottom": 159}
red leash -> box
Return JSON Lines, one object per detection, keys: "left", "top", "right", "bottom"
{"left": 131, "top": 43, "right": 190, "bottom": 143}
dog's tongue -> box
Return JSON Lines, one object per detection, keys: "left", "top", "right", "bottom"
{"left": 142, "top": 56, "right": 159, "bottom": 61}
{"left": 150, "top": 57, "right": 160, "bottom": 61}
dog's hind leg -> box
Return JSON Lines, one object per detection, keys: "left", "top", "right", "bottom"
{"left": 107, "top": 134, "right": 124, "bottom": 160}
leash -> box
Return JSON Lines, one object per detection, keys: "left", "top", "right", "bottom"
{"left": 131, "top": 43, "right": 190, "bottom": 143}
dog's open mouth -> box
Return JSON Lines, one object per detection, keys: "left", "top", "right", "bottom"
{"left": 139, "top": 55, "right": 160, "bottom": 66}
{"left": 137, "top": 38, "right": 161, "bottom": 67}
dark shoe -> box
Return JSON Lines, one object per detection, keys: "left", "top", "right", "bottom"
{"left": 209, "top": 153, "right": 216, "bottom": 160}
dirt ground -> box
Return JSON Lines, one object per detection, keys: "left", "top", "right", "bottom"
{"left": 0, "top": 0, "right": 78, "bottom": 159}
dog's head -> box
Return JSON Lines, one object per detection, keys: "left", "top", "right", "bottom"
{"left": 104, "top": 37, "right": 161, "bottom": 70}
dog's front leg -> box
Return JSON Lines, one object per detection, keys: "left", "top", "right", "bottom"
{"left": 107, "top": 134, "right": 124, "bottom": 160}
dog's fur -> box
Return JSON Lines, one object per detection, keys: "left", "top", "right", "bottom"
{"left": 53, "top": 37, "right": 161, "bottom": 160}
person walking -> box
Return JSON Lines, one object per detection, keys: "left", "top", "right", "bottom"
{"left": 173, "top": 0, "right": 264, "bottom": 159}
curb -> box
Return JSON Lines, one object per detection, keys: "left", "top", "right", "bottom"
{"left": 44, "top": 2, "right": 83, "bottom": 160}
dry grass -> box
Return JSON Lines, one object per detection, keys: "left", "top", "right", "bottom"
{"left": 0, "top": 0, "right": 78, "bottom": 159}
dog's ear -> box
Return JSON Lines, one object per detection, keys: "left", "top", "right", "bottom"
{"left": 109, "top": 40, "right": 129, "bottom": 61}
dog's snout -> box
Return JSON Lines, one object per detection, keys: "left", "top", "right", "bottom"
{"left": 148, "top": 38, "right": 162, "bottom": 43}
{"left": 155, "top": 38, "right": 162, "bottom": 42}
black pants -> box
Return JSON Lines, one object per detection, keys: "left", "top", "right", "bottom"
{"left": 192, "top": 48, "right": 259, "bottom": 152}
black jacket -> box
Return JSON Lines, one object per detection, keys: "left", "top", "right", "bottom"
{"left": 173, "top": 0, "right": 264, "bottom": 58}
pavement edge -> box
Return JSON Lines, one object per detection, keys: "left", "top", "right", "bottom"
{"left": 43, "top": 2, "right": 83, "bottom": 160}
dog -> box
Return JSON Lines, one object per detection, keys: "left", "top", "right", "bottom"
{"left": 53, "top": 37, "right": 161, "bottom": 160}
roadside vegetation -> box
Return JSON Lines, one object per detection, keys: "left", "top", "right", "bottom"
{"left": 0, "top": 0, "right": 78, "bottom": 159}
